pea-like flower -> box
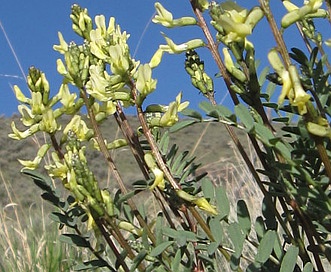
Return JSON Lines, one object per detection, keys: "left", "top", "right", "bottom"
{"left": 8, "top": 122, "right": 40, "bottom": 140}
{"left": 176, "top": 189, "right": 218, "bottom": 215}
{"left": 39, "top": 109, "right": 59, "bottom": 134}
{"left": 149, "top": 34, "right": 204, "bottom": 69}
{"left": 108, "top": 44, "right": 130, "bottom": 75}
{"left": 159, "top": 92, "right": 189, "bottom": 127}
{"left": 59, "top": 84, "right": 78, "bottom": 114}
{"left": 18, "top": 144, "right": 51, "bottom": 170}
{"left": 53, "top": 32, "right": 68, "bottom": 54}
{"left": 18, "top": 105, "right": 36, "bottom": 127}
{"left": 211, "top": 1, "right": 264, "bottom": 44}
{"left": 268, "top": 49, "right": 311, "bottom": 115}
{"left": 144, "top": 153, "right": 165, "bottom": 190}
{"left": 63, "top": 115, "right": 94, "bottom": 142}
{"left": 136, "top": 64, "right": 157, "bottom": 101}
{"left": 85, "top": 65, "right": 112, "bottom": 101}
{"left": 288, "top": 65, "right": 311, "bottom": 115}
{"left": 192, "top": 197, "right": 218, "bottom": 216}
{"left": 153, "top": 2, "right": 197, "bottom": 28}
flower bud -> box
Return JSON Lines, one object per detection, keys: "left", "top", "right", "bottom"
{"left": 307, "top": 122, "right": 331, "bottom": 138}
{"left": 223, "top": 48, "right": 247, "bottom": 83}
{"left": 149, "top": 48, "right": 164, "bottom": 68}
{"left": 196, "top": 0, "right": 209, "bottom": 12}
{"left": 118, "top": 221, "right": 143, "bottom": 236}
{"left": 101, "top": 189, "right": 114, "bottom": 217}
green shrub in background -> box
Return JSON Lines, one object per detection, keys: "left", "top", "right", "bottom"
{"left": 8, "top": 0, "right": 331, "bottom": 271}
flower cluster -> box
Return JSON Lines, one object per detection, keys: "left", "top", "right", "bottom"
{"left": 9, "top": 67, "right": 62, "bottom": 140}
{"left": 282, "top": 0, "right": 327, "bottom": 28}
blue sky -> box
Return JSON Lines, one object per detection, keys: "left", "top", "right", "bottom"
{"left": 0, "top": 1, "right": 329, "bottom": 116}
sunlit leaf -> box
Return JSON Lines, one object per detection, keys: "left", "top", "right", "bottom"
{"left": 149, "top": 241, "right": 174, "bottom": 257}
{"left": 280, "top": 245, "right": 299, "bottom": 272}
{"left": 235, "top": 104, "right": 254, "bottom": 132}
{"left": 201, "top": 178, "right": 215, "bottom": 200}
{"left": 216, "top": 186, "right": 230, "bottom": 220}
{"left": 209, "top": 217, "right": 222, "bottom": 244}
{"left": 255, "top": 230, "right": 276, "bottom": 264}
{"left": 228, "top": 222, "right": 245, "bottom": 254}
{"left": 303, "top": 262, "right": 314, "bottom": 272}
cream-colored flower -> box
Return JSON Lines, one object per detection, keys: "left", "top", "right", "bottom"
{"left": 215, "top": 1, "right": 263, "bottom": 44}
{"left": 152, "top": 2, "right": 196, "bottom": 28}
{"left": 288, "top": 65, "right": 311, "bottom": 115}
{"left": 282, "top": 0, "right": 324, "bottom": 28}
{"left": 136, "top": 64, "right": 157, "bottom": 97}
{"left": 192, "top": 197, "right": 218, "bottom": 215}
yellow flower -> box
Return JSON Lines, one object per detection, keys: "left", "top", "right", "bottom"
{"left": 288, "top": 65, "right": 311, "bottom": 115}
{"left": 18, "top": 144, "right": 50, "bottom": 170}
{"left": 53, "top": 32, "right": 68, "bottom": 54}
{"left": 215, "top": 1, "right": 263, "bottom": 44}
{"left": 9, "top": 122, "right": 39, "bottom": 140}
{"left": 152, "top": 2, "right": 196, "bottom": 28}
{"left": 175, "top": 189, "right": 218, "bottom": 215}
{"left": 192, "top": 197, "right": 218, "bottom": 216}
{"left": 63, "top": 115, "right": 93, "bottom": 142}
{"left": 136, "top": 64, "right": 157, "bottom": 97}
{"left": 152, "top": 2, "right": 174, "bottom": 27}
{"left": 39, "top": 109, "right": 59, "bottom": 134}
{"left": 159, "top": 92, "right": 189, "bottom": 127}
{"left": 144, "top": 153, "right": 165, "bottom": 190}
{"left": 282, "top": 0, "right": 324, "bottom": 28}
{"left": 13, "top": 85, "right": 29, "bottom": 103}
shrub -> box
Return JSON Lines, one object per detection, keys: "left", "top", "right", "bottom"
{"left": 8, "top": 1, "right": 331, "bottom": 271}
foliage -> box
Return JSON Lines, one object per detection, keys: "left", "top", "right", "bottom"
{"left": 8, "top": 0, "right": 331, "bottom": 271}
